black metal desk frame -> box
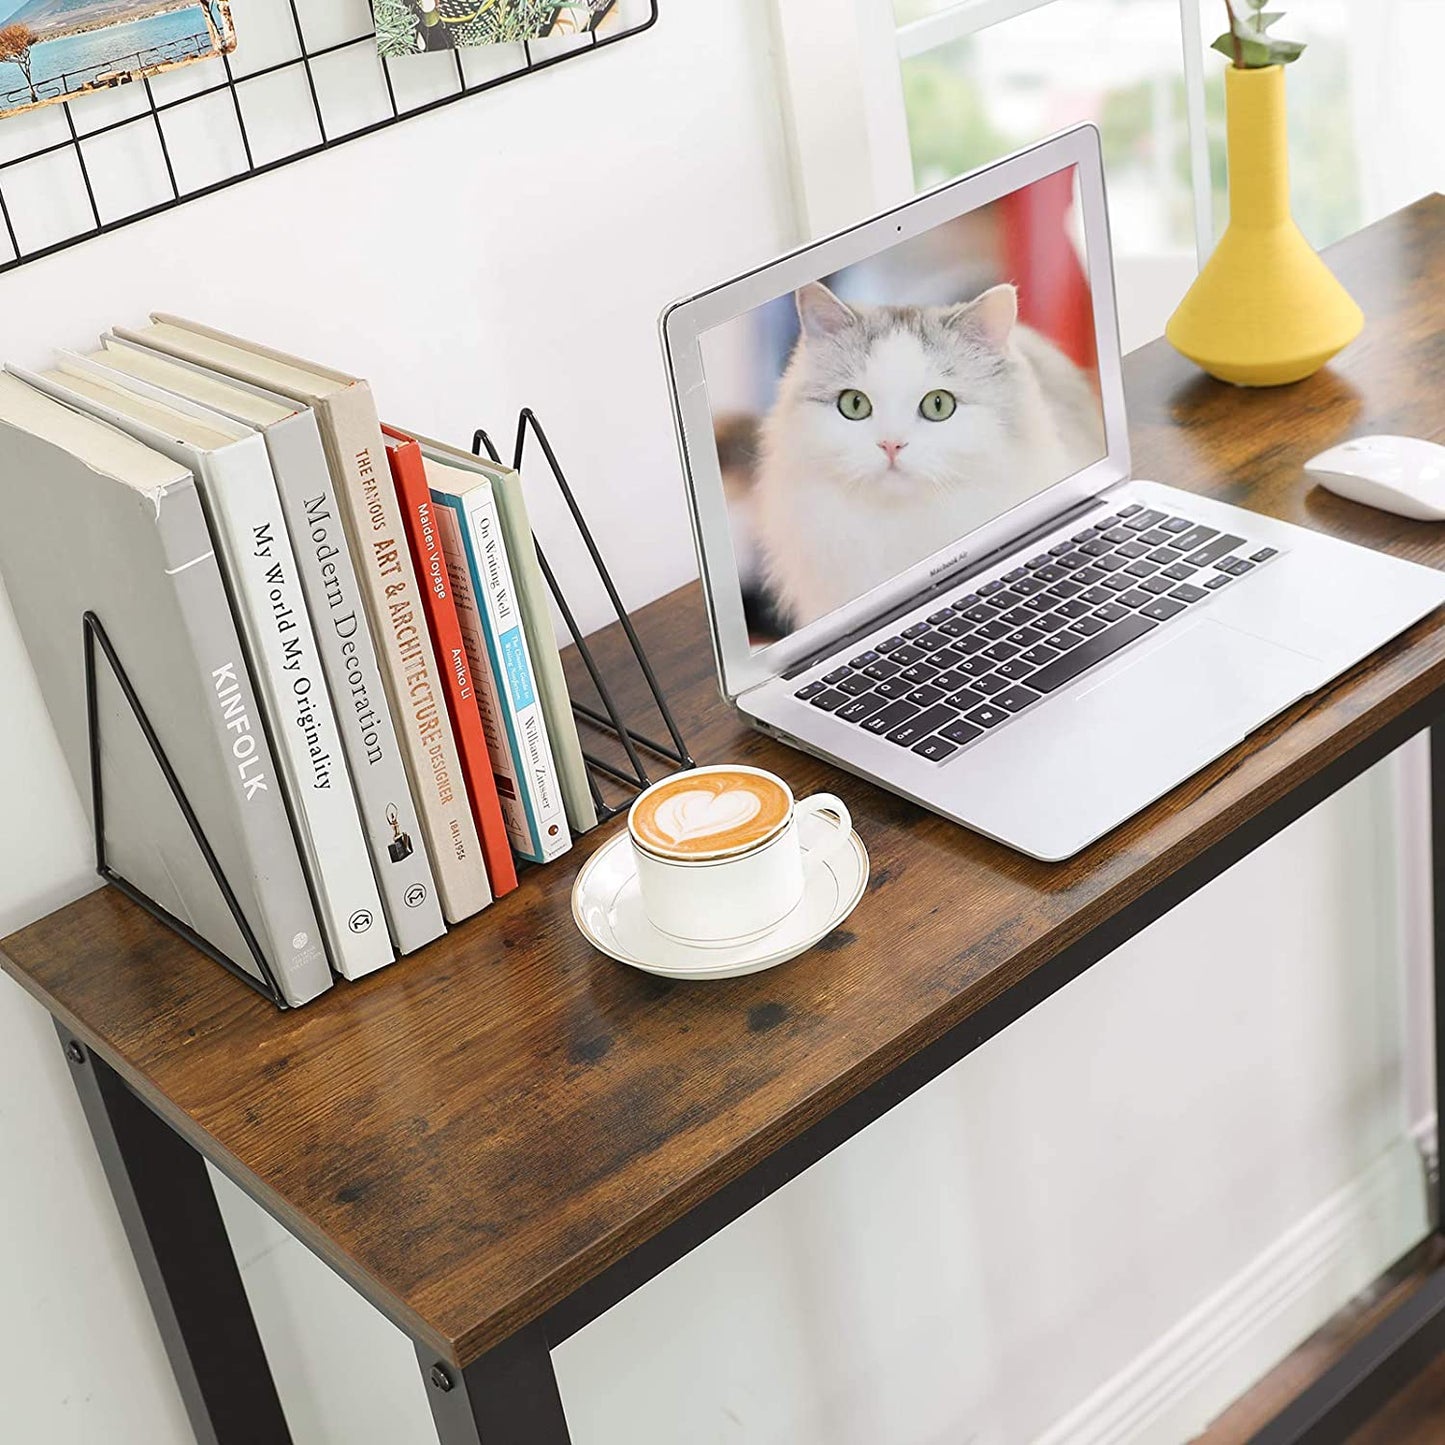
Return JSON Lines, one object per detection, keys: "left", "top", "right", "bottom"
{"left": 55, "top": 695, "right": 1445, "bottom": 1444}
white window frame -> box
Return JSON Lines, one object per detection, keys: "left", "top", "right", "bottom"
{"left": 772, "top": 0, "right": 1214, "bottom": 268}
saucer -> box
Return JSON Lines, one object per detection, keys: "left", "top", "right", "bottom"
{"left": 571, "top": 825, "right": 869, "bottom": 981}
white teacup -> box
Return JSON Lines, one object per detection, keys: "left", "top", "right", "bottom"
{"left": 627, "top": 764, "right": 852, "bottom": 947}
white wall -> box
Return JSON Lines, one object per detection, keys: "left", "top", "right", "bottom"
{"left": 0, "top": 4, "right": 1432, "bottom": 1444}
{"left": 1350, "top": 2, "right": 1445, "bottom": 224}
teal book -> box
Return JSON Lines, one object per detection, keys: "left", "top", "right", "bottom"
{"left": 426, "top": 456, "right": 571, "bottom": 865}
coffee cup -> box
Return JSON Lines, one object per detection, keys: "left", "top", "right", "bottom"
{"left": 627, "top": 765, "right": 852, "bottom": 947}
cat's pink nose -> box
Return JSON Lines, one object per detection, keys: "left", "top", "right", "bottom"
{"left": 878, "top": 440, "right": 908, "bottom": 466}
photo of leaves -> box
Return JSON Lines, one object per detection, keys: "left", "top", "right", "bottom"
{"left": 373, "top": 0, "right": 613, "bottom": 58}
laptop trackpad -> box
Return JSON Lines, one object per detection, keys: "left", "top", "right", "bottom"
{"left": 953, "top": 619, "right": 1320, "bottom": 860}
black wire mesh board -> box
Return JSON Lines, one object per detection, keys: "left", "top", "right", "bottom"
{"left": 0, "top": 0, "right": 656, "bottom": 274}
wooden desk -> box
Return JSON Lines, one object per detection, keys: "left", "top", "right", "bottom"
{"left": 6, "top": 197, "right": 1445, "bottom": 1445}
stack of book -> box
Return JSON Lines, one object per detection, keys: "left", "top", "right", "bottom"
{"left": 0, "top": 320, "right": 599, "bottom": 1005}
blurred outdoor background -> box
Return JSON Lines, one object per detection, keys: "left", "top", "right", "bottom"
{"left": 888, "top": 0, "right": 1438, "bottom": 351}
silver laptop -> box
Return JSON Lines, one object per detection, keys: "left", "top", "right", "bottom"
{"left": 661, "top": 126, "right": 1445, "bottom": 861}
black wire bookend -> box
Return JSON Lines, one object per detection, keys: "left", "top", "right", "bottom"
{"left": 79, "top": 415, "right": 690, "bottom": 1010}
{"left": 473, "top": 409, "right": 694, "bottom": 823}
{"left": 83, "top": 610, "right": 289, "bottom": 1007}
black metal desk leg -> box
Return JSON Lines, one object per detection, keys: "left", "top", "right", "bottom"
{"left": 418, "top": 1327, "right": 572, "bottom": 1445}
{"left": 57, "top": 1025, "right": 291, "bottom": 1445}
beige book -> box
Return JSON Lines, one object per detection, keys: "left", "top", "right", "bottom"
{"left": 117, "top": 316, "right": 491, "bottom": 925}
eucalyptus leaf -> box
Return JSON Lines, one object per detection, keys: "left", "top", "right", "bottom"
{"left": 1214, "top": 0, "right": 1306, "bottom": 67}
{"left": 1264, "top": 35, "right": 1306, "bottom": 62}
{"left": 1256, "top": 33, "right": 1303, "bottom": 63}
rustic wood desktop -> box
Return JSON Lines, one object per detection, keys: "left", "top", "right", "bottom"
{"left": 6, "top": 198, "right": 1445, "bottom": 1445}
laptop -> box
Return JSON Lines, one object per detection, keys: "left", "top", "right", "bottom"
{"left": 661, "top": 126, "right": 1445, "bottom": 861}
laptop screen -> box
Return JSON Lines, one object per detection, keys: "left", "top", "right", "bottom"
{"left": 697, "top": 164, "right": 1107, "bottom": 650}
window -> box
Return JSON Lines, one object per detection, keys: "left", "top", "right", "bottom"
{"left": 895, "top": 0, "right": 1198, "bottom": 350}
{"left": 774, "top": 0, "right": 1443, "bottom": 353}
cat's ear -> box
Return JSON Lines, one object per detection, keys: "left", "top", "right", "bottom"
{"left": 796, "top": 283, "right": 857, "bottom": 339}
{"left": 952, "top": 284, "right": 1018, "bottom": 349}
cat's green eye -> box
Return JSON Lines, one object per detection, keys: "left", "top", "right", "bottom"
{"left": 837, "top": 389, "right": 873, "bottom": 421}
{"left": 920, "top": 389, "right": 957, "bottom": 421}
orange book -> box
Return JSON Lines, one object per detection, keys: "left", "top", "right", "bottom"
{"left": 384, "top": 426, "right": 519, "bottom": 897}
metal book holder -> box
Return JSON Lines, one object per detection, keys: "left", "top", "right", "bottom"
{"left": 83, "top": 412, "right": 690, "bottom": 1008}
{"left": 84, "top": 609, "right": 290, "bottom": 1006}
{"left": 473, "top": 408, "right": 693, "bottom": 824}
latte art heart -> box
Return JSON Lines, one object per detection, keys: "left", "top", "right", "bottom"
{"left": 652, "top": 788, "right": 762, "bottom": 845}
{"left": 631, "top": 768, "right": 793, "bottom": 859}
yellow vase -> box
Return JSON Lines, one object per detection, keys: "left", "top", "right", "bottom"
{"left": 1165, "top": 64, "right": 1363, "bottom": 387}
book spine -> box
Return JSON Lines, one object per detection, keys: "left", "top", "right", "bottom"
{"left": 430, "top": 498, "right": 533, "bottom": 862}
{"left": 491, "top": 466, "right": 598, "bottom": 835}
{"left": 269, "top": 417, "right": 447, "bottom": 952}
{"left": 199, "top": 442, "right": 393, "bottom": 980}
{"left": 388, "top": 438, "right": 519, "bottom": 898}
{"left": 442, "top": 484, "right": 570, "bottom": 864}
{"left": 317, "top": 386, "right": 491, "bottom": 923}
{"left": 157, "top": 485, "right": 333, "bottom": 1004}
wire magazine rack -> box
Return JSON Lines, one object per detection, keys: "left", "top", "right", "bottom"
{"left": 0, "top": 0, "right": 657, "bottom": 277}
{"left": 83, "top": 410, "right": 691, "bottom": 1008}
{"left": 474, "top": 408, "right": 693, "bottom": 825}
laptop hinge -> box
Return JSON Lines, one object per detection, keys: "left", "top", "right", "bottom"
{"left": 771, "top": 490, "right": 1117, "bottom": 685}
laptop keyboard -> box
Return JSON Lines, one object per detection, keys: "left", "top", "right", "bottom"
{"left": 792, "top": 504, "right": 1280, "bottom": 764}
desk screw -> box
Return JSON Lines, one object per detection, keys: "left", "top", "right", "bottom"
{"left": 429, "top": 1364, "right": 453, "bottom": 1393}
{"left": 65, "top": 1040, "right": 86, "bottom": 1066}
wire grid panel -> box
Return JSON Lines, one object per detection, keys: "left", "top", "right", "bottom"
{"left": 0, "top": 0, "right": 657, "bottom": 274}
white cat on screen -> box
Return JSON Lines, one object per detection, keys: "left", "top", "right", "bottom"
{"left": 699, "top": 165, "right": 1107, "bottom": 643}
{"left": 755, "top": 280, "right": 1101, "bottom": 627}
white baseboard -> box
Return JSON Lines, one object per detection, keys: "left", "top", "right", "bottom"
{"left": 1032, "top": 1139, "right": 1429, "bottom": 1445}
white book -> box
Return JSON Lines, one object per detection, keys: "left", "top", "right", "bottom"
{"left": 0, "top": 373, "right": 332, "bottom": 1006}
{"left": 85, "top": 336, "right": 446, "bottom": 956}
{"left": 28, "top": 358, "right": 393, "bottom": 981}
{"left": 428, "top": 487, "right": 531, "bottom": 861}
{"left": 427, "top": 458, "right": 570, "bottom": 864}
{"left": 114, "top": 316, "right": 492, "bottom": 926}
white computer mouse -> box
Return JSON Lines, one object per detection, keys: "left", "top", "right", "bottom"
{"left": 1304, "top": 435, "right": 1445, "bottom": 520}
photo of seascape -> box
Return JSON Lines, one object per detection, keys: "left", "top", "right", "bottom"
{"left": 0, "top": 0, "right": 234, "bottom": 119}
